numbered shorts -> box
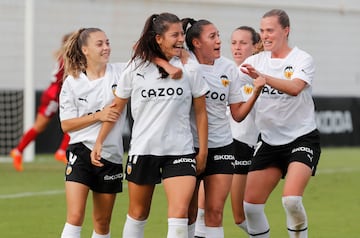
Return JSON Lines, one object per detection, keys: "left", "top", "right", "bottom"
{"left": 65, "top": 143, "right": 123, "bottom": 193}
{"left": 249, "top": 129, "right": 321, "bottom": 178}
{"left": 233, "top": 139, "right": 255, "bottom": 175}
{"left": 125, "top": 154, "right": 197, "bottom": 185}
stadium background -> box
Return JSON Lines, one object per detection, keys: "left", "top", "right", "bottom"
{"left": 0, "top": 0, "right": 359, "bottom": 157}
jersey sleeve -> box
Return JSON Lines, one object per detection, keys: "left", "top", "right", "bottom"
{"left": 115, "top": 63, "right": 133, "bottom": 99}
{"left": 228, "top": 63, "right": 245, "bottom": 104}
{"left": 292, "top": 53, "right": 315, "bottom": 86}
{"left": 59, "top": 77, "right": 78, "bottom": 121}
{"left": 189, "top": 67, "right": 210, "bottom": 98}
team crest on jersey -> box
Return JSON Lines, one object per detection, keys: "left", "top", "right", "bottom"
{"left": 111, "top": 84, "right": 117, "bottom": 96}
{"left": 284, "top": 65, "right": 294, "bottom": 79}
{"left": 220, "top": 75, "right": 230, "bottom": 87}
{"left": 243, "top": 85, "right": 253, "bottom": 95}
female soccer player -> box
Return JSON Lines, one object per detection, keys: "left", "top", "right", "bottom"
{"left": 180, "top": 18, "right": 265, "bottom": 238}
{"left": 228, "top": 26, "right": 263, "bottom": 234}
{"left": 241, "top": 9, "right": 321, "bottom": 238}
{"left": 92, "top": 13, "right": 209, "bottom": 238}
{"left": 59, "top": 28, "right": 127, "bottom": 238}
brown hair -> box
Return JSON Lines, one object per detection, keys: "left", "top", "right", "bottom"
{"left": 63, "top": 28, "right": 103, "bottom": 78}
{"left": 263, "top": 9, "right": 290, "bottom": 38}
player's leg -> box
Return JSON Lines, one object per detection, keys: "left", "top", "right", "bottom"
{"left": 164, "top": 175, "right": 196, "bottom": 238}
{"left": 122, "top": 182, "right": 155, "bottom": 238}
{"left": 92, "top": 192, "right": 117, "bottom": 237}
{"left": 194, "top": 180, "right": 205, "bottom": 238}
{"left": 282, "top": 129, "right": 321, "bottom": 238}
{"left": 203, "top": 173, "right": 233, "bottom": 238}
{"left": 244, "top": 167, "right": 282, "bottom": 238}
{"left": 231, "top": 140, "right": 254, "bottom": 234}
{"left": 61, "top": 181, "right": 89, "bottom": 238}
{"left": 231, "top": 174, "right": 248, "bottom": 232}
{"left": 282, "top": 162, "right": 312, "bottom": 238}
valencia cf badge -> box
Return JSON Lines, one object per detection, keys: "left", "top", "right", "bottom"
{"left": 243, "top": 85, "right": 253, "bottom": 95}
{"left": 127, "top": 164, "right": 132, "bottom": 175}
{"left": 284, "top": 65, "right": 294, "bottom": 79}
{"left": 220, "top": 75, "right": 230, "bottom": 87}
{"left": 66, "top": 165, "right": 72, "bottom": 175}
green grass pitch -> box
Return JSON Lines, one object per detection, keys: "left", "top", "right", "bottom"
{"left": 0, "top": 147, "right": 359, "bottom": 237}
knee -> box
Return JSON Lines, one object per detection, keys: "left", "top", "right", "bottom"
{"left": 93, "top": 215, "right": 111, "bottom": 234}
{"left": 282, "top": 196, "right": 307, "bottom": 227}
{"left": 205, "top": 206, "right": 223, "bottom": 226}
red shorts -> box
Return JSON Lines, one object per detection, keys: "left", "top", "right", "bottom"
{"left": 37, "top": 83, "right": 61, "bottom": 117}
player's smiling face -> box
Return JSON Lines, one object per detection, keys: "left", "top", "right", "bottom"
{"left": 156, "top": 22, "right": 184, "bottom": 60}
{"left": 194, "top": 23, "right": 221, "bottom": 65}
{"left": 82, "top": 31, "right": 111, "bottom": 65}
{"left": 260, "top": 15, "right": 289, "bottom": 54}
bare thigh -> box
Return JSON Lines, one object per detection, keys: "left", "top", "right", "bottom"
{"left": 244, "top": 167, "right": 282, "bottom": 204}
{"left": 127, "top": 182, "right": 155, "bottom": 220}
{"left": 163, "top": 176, "right": 196, "bottom": 218}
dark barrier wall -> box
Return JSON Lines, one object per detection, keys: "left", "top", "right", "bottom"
{"left": 35, "top": 92, "right": 360, "bottom": 153}
{"left": 314, "top": 97, "right": 360, "bottom": 147}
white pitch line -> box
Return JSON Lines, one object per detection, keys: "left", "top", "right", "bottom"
{"left": 0, "top": 167, "right": 358, "bottom": 200}
{"left": 0, "top": 189, "right": 64, "bottom": 199}
{"left": 317, "top": 167, "right": 360, "bottom": 174}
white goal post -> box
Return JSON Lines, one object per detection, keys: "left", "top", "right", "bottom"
{"left": 23, "top": 0, "right": 35, "bottom": 162}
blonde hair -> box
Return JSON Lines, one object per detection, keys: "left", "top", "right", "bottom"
{"left": 63, "top": 28, "right": 103, "bottom": 78}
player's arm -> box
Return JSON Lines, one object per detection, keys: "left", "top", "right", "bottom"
{"left": 193, "top": 95, "right": 208, "bottom": 175}
{"left": 262, "top": 75, "right": 306, "bottom": 96}
{"left": 91, "top": 96, "right": 128, "bottom": 167}
{"left": 230, "top": 75, "right": 265, "bottom": 122}
{"left": 61, "top": 102, "right": 120, "bottom": 133}
{"left": 241, "top": 63, "right": 306, "bottom": 96}
{"left": 153, "top": 57, "right": 183, "bottom": 79}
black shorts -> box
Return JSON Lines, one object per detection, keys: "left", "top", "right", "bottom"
{"left": 233, "top": 139, "right": 254, "bottom": 175}
{"left": 196, "top": 143, "right": 235, "bottom": 178}
{"left": 125, "top": 154, "right": 197, "bottom": 185}
{"left": 249, "top": 129, "right": 321, "bottom": 178}
{"left": 65, "top": 143, "right": 123, "bottom": 193}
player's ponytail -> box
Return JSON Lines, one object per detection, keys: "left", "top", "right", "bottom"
{"left": 63, "top": 28, "right": 103, "bottom": 78}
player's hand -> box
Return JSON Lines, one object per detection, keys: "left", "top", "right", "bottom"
{"left": 165, "top": 64, "right": 183, "bottom": 79}
{"left": 253, "top": 75, "right": 266, "bottom": 95}
{"left": 91, "top": 142, "right": 104, "bottom": 167}
{"left": 98, "top": 103, "right": 120, "bottom": 122}
{"left": 241, "top": 64, "right": 259, "bottom": 79}
{"left": 195, "top": 152, "right": 207, "bottom": 175}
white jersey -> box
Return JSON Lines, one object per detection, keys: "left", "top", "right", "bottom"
{"left": 241, "top": 47, "right": 317, "bottom": 145}
{"left": 59, "top": 63, "right": 127, "bottom": 164}
{"left": 228, "top": 79, "right": 259, "bottom": 146}
{"left": 187, "top": 53, "right": 245, "bottom": 148}
{"left": 115, "top": 57, "right": 209, "bottom": 156}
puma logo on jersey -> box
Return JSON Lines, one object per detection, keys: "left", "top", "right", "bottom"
{"left": 78, "top": 97, "right": 88, "bottom": 103}
{"left": 136, "top": 73, "right": 145, "bottom": 79}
